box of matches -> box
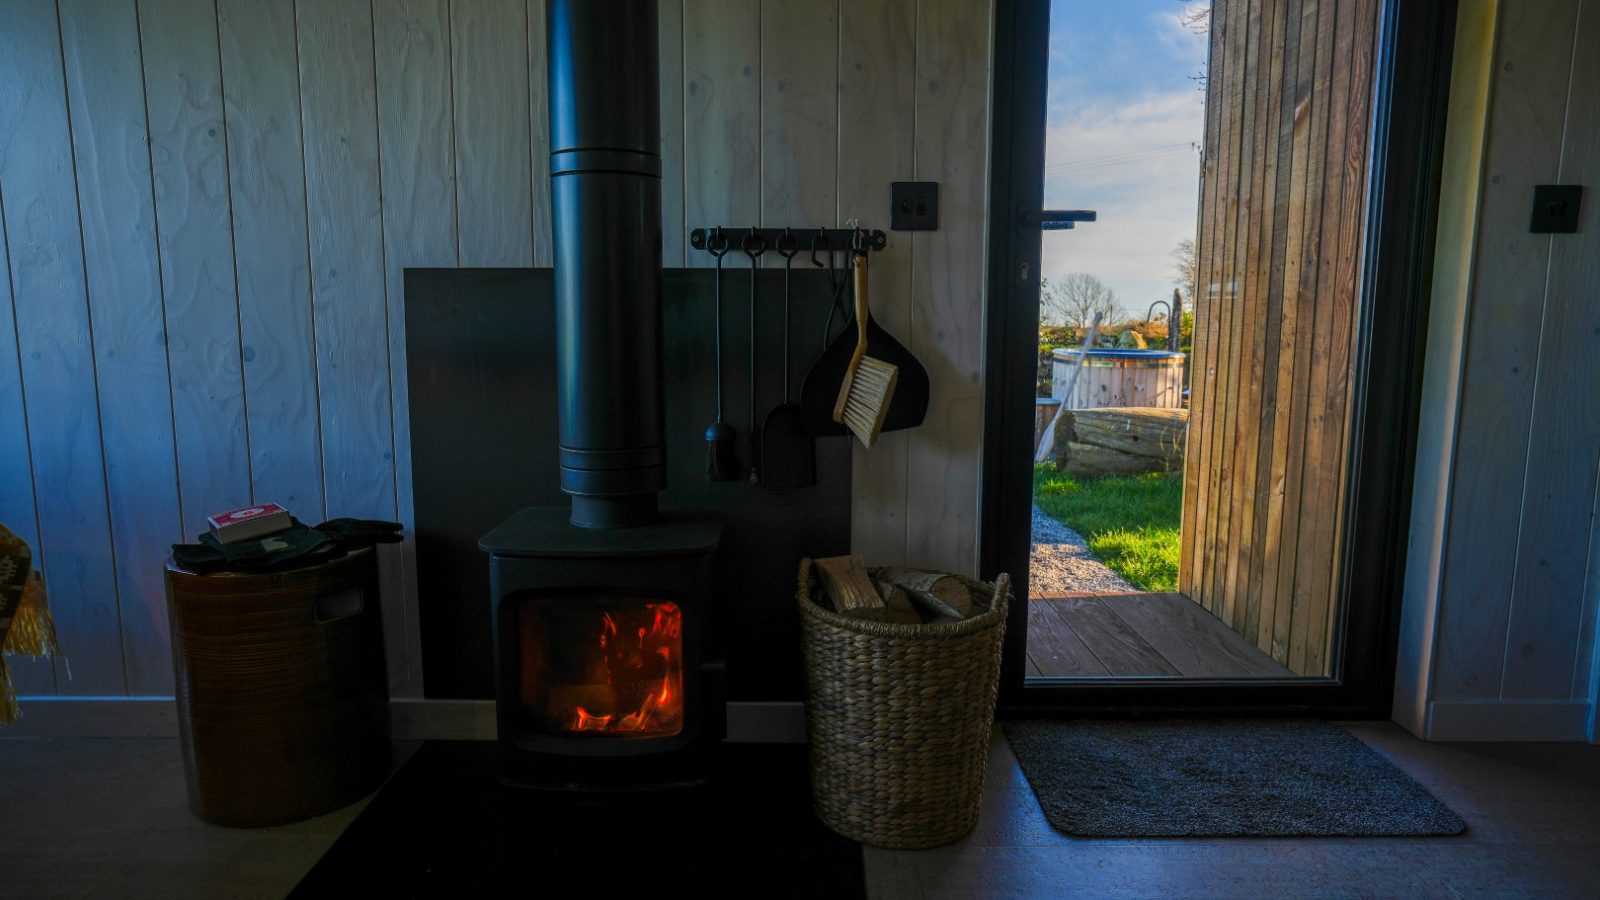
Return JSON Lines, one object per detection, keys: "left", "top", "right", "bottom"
{"left": 207, "top": 503, "right": 292, "bottom": 544}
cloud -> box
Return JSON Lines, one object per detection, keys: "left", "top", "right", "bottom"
{"left": 1041, "top": 86, "right": 1206, "bottom": 317}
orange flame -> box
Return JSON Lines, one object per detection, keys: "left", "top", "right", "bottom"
{"left": 564, "top": 601, "right": 683, "bottom": 735}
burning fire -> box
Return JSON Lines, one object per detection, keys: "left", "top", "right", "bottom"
{"left": 567, "top": 602, "right": 683, "bottom": 735}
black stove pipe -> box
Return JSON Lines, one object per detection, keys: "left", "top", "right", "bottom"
{"left": 548, "top": 0, "right": 665, "bottom": 528}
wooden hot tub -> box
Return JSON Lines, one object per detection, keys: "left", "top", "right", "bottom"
{"left": 1052, "top": 348, "right": 1185, "bottom": 409}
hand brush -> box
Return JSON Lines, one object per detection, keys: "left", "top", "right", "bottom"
{"left": 705, "top": 234, "right": 742, "bottom": 480}
{"left": 831, "top": 249, "right": 898, "bottom": 447}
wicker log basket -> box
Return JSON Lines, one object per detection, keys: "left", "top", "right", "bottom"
{"left": 797, "top": 559, "right": 1010, "bottom": 849}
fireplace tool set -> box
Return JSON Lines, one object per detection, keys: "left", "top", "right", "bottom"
{"left": 691, "top": 225, "right": 930, "bottom": 485}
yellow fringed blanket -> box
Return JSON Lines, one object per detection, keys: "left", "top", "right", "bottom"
{"left": 2, "top": 523, "right": 63, "bottom": 724}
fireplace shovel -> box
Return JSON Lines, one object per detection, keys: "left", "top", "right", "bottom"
{"left": 758, "top": 230, "right": 815, "bottom": 487}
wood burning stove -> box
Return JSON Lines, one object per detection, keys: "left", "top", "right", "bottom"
{"left": 480, "top": 0, "right": 724, "bottom": 788}
{"left": 483, "top": 508, "right": 723, "bottom": 787}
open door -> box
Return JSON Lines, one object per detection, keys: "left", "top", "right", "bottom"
{"left": 985, "top": 0, "right": 1458, "bottom": 714}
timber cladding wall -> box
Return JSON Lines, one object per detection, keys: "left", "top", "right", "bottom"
{"left": 1179, "top": 0, "right": 1380, "bottom": 676}
{"left": 0, "top": 0, "right": 991, "bottom": 701}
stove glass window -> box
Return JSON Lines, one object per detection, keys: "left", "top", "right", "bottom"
{"left": 517, "top": 596, "right": 684, "bottom": 737}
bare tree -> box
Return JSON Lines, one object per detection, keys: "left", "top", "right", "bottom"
{"left": 1170, "top": 237, "right": 1198, "bottom": 307}
{"left": 1043, "top": 273, "right": 1122, "bottom": 333}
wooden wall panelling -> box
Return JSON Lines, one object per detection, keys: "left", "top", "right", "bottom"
{"left": 1309, "top": 0, "right": 1379, "bottom": 678}
{"left": 295, "top": 0, "right": 396, "bottom": 523}
{"left": 841, "top": 0, "right": 916, "bottom": 567}
{"left": 1433, "top": 0, "right": 1579, "bottom": 700}
{"left": 1205, "top": 0, "right": 1254, "bottom": 616}
{"left": 659, "top": 0, "right": 687, "bottom": 266}
{"left": 1231, "top": 0, "right": 1285, "bottom": 641}
{"left": 451, "top": 0, "right": 534, "bottom": 267}
{"left": 137, "top": 0, "right": 252, "bottom": 540}
{"left": 527, "top": 0, "right": 552, "bottom": 267}
{"left": 1503, "top": 2, "right": 1598, "bottom": 700}
{"left": 1195, "top": 0, "right": 1245, "bottom": 613}
{"left": 905, "top": 0, "right": 990, "bottom": 575}
{"left": 374, "top": 0, "right": 460, "bottom": 698}
{"left": 1287, "top": 0, "right": 1358, "bottom": 677}
{"left": 683, "top": 0, "right": 761, "bottom": 266}
{"left": 0, "top": 170, "right": 55, "bottom": 696}
{"left": 58, "top": 0, "right": 183, "bottom": 695}
{"left": 0, "top": 0, "right": 125, "bottom": 695}
{"left": 1248, "top": 0, "right": 1309, "bottom": 656}
{"left": 1260, "top": 0, "right": 1322, "bottom": 663}
{"left": 1577, "top": 489, "right": 1600, "bottom": 702}
{"left": 1180, "top": 0, "right": 1232, "bottom": 605}
{"left": 760, "top": 0, "right": 837, "bottom": 233}
{"left": 215, "top": 0, "right": 324, "bottom": 521}
{"left": 1271, "top": 0, "right": 1337, "bottom": 668}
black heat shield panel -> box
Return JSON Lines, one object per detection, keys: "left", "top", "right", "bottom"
{"left": 406, "top": 267, "right": 852, "bottom": 700}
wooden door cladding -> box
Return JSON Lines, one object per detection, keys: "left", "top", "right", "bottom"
{"left": 0, "top": 0, "right": 991, "bottom": 698}
{"left": 1179, "top": 0, "right": 1380, "bottom": 676}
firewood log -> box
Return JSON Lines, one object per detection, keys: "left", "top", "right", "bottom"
{"left": 876, "top": 567, "right": 973, "bottom": 619}
{"left": 814, "top": 554, "right": 883, "bottom": 612}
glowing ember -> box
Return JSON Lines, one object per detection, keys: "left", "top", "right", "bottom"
{"left": 518, "top": 599, "right": 684, "bottom": 736}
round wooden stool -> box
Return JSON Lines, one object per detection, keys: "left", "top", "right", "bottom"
{"left": 165, "top": 547, "right": 389, "bottom": 826}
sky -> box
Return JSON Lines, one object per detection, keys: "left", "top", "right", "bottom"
{"left": 1042, "top": 0, "right": 1210, "bottom": 322}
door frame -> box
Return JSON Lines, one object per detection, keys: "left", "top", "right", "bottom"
{"left": 980, "top": 0, "right": 1461, "bottom": 717}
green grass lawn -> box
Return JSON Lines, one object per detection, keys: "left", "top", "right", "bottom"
{"left": 1033, "top": 463, "right": 1183, "bottom": 592}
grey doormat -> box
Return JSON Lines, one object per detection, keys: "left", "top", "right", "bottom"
{"left": 1002, "top": 719, "right": 1466, "bottom": 837}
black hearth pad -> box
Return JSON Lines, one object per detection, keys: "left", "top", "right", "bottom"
{"left": 289, "top": 741, "right": 865, "bottom": 899}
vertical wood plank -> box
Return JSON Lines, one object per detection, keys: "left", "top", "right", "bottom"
{"left": 1181, "top": 0, "right": 1233, "bottom": 603}
{"left": 1271, "top": 0, "right": 1338, "bottom": 667}
{"left": 1288, "top": 0, "right": 1358, "bottom": 676}
{"left": 905, "top": 0, "right": 991, "bottom": 575}
{"left": 1228, "top": 0, "right": 1284, "bottom": 638}
{"left": 374, "top": 0, "right": 460, "bottom": 697}
{"left": 527, "top": 0, "right": 552, "bottom": 267}
{"left": 138, "top": 0, "right": 253, "bottom": 539}
{"left": 0, "top": 177, "right": 56, "bottom": 696}
{"left": 0, "top": 0, "right": 125, "bottom": 695}
{"left": 659, "top": 0, "right": 686, "bottom": 266}
{"left": 683, "top": 0, "right": 761, "bottom": 265}
{"left": 216, "top": 0, "right": 325, "bottom": 520}
{"left": 296, "top": 0, "right": 397, "bottom": 522}
{"left": 1503, "top": 0, "right": 1599, "bottom": 700}
{"left": 760, "top": 0, "right": 837, "bottom": 231}
{"left": 841, "top": 0, "right": 916, "bottom": 567}
{"left": 58, "top": 0, "right": 183, "bottom": 695}
{"left": 1305, "top": 0, "right": 1378, "bottom": 677}
{"left": 451, "top": 0, "right": 534, "bottom": 267}
{"left": 1205, "top": 0, "right": 1255, "bottom": 616}
{"left": 1433, "top": 0, "right": 1580, "bottom": 699}
{"left": 1258, "top": 0, "right": 1321, "bottom": 661}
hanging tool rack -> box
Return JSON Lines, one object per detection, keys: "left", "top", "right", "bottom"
{"left": 690, "top": 226, "right": 888, "bottom": 256}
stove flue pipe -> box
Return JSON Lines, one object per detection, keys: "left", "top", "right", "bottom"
{"left": 548, "top": 0, "right": 665, "bottom": 528}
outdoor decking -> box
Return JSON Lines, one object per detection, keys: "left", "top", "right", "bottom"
{"left": 1026, "top": 592, "right": 1292, "bottom": 679}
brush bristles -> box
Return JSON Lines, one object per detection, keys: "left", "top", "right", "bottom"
{"left": 839, "top": 356, "right": 898, "bottom": 448}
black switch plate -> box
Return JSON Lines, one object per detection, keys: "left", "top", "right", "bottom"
{"left": 1530, "top": 184, "right": 1582, "bottom": 233}
{"left": 891, "top": 181, "right": 939, "bottom": 231}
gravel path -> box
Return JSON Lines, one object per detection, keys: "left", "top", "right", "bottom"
{"left": 1030, "top": 506, "right": 1136, "bottom": 594}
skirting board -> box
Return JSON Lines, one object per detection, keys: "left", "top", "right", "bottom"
{"left": 2, "top": 697, "right": 179, "bottom": 738}
{"left": 5, "top": 697, "right": 808, "bottom": 744}
{"left": 1426, "top": 700, "right": 1594, "bottom": 742}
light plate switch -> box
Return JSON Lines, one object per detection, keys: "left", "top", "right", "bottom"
{"left": 1530, "top": 184, "right": 1582, "bottom": 234}
{"left": 891, "top": 181, "right": 939, "bottom": 231}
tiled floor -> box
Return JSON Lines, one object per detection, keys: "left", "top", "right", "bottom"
{"left": 3, "top": 723, "right": 1597, "bottom": 899}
